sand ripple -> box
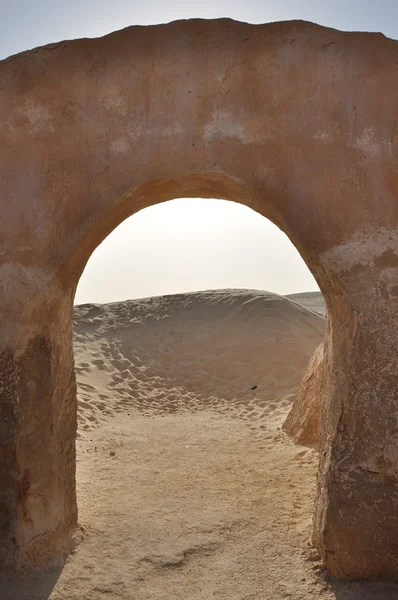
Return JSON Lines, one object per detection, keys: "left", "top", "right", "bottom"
{"left": 73, "top": 289, "right": 325, "bottom": 434}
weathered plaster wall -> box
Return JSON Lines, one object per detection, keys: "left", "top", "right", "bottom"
{"left": 0, "top": 19, "right": 397, "bottom": 579}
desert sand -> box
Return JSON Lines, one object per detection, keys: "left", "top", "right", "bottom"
{"left": 2, "top": 289, "right": 398, "bottom": 599}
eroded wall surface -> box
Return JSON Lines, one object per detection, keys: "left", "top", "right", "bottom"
{"left": 0, "top": 19, "right": 397, "bottom": 578}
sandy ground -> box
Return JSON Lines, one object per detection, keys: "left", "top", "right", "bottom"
{"left": 2, "top": 289, "right": 398, "bottom": 599}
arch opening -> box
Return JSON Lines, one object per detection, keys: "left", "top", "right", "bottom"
{"left": 73, "top": 197, "right": 324, "bottom": 431}
{"left": 71, "top": 197, "right": 325, "bottom": 592}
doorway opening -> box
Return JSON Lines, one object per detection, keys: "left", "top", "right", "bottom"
{"left": 72, "top": 197, "right": 325, "bottom": 595}
{"left": 73, "top": 196, "right": 323, "bottom": 428}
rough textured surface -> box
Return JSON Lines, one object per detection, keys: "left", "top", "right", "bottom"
{"left": 283, "top": 342, "right": 324, "bottom": 446}
{"left": 0, "top": 18, "right": 398, "bottom": 580}
{"left": 283, "top": 292, "right": 325, "bottom": 446}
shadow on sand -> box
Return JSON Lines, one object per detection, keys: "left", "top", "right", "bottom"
{"left": 2, "top": 562, "right": 398, "bottom": 599}
{"left": 330, "top": 578, "right": 398, "bottom": 600}
{"left": 0, "top": 564, "right": 64, "bottom": 600}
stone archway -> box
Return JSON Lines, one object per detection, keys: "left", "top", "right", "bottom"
{"left": 1, "top": 18, "right": 397, "bottom": 580}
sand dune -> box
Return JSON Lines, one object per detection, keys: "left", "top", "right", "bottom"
{"left": 287, "top": 291, "right": 326, "bottom": 317}
{"left": 5, "top": 289, "right": 396, "bottom": 599}
{"left": 73, "top": 290, "right": 325, "bottom": 434}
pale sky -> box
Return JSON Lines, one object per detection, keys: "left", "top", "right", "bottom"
{"left": 2, "top": 1, "right": 397, "bottom": 304}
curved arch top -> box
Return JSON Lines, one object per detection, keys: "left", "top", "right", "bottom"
{"left": 1, "top": 18, "right": 398, "bottom": 282}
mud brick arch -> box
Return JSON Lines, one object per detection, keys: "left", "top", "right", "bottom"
{"left": 1, "top": 18, "right": 397, "bottom": 579}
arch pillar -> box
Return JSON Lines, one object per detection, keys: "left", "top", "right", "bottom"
{"left": 0, "top": 268, "right": 77, "bottom": 567}
{"left": 313, "top": 230, "right": 398, "bottom": 579}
